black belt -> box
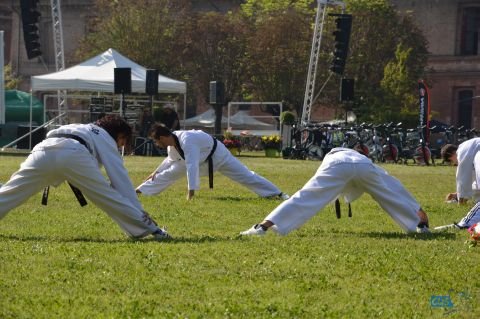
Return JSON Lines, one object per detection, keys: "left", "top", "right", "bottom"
{"left": 206, "top": 137, "right": 218, "bottom": 189}
{"left": 41, "top": 134, "right": 89, "bottom": 207}
{"left": 334, "top": 199, "right": 352, "bottom": 219}
{"left": 49, "top": 133, "right": 91, "bottom": 153}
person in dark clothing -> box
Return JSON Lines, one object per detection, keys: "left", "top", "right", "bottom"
{"left": 162, "top": 104, "right": 180, "bottom": 131}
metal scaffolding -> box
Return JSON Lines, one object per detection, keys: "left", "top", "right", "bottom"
{"left": 50, "top": 0, "right": 67, "bottom": 124}
{"left": 300, "top": 0, "right": 345, "bottom": 125}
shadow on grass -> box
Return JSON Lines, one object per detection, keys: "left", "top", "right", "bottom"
{"left": 303, "top": 229, "right": 457, "bottom": 240}
{"left": 351, "top": 231, "right": 456, "bottom": 241}
{"left": 209, "top": 196, "right": 248, "bottom": 201}
{"left": 0, "top": 234, "right": 127, "bottom": 243}
{"left": 210, "top": 195, "right": 283, "bottom": 201}
{"left": 0, "top": 233, "right": 237, "bottom": 244}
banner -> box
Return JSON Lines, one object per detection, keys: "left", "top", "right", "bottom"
{"left": 418, "top": 80, "right": 431, "bottom": 143}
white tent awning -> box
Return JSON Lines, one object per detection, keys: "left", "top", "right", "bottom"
{"left": 229, "top": 110, "right": 272, "bottom": 127}
{"left": 31, "top": 48, "right": 186, "bottom": 94}
{"left": 181, "top": 108, "right": 227, "bottom": 127}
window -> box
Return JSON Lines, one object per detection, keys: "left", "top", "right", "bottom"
{"left": 460, "top": 7, "right": 480, "bottom": 55}
{"left": 457, "top": 89, "right": 473, "bottom": 129}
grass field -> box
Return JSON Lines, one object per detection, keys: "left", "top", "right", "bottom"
{"left": 0, "top": 153, "right": 479, "bottom": 318}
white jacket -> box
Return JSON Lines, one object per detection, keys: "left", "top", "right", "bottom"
{"left": 455, "top": 138, "right": 480, "bottom": 199}
{"left": 41, "top": 123, "right": 143, "bottom": 212}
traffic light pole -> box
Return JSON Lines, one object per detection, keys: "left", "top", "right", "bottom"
{"left": 300, "top": 0, "right": 345, "bottom": 126}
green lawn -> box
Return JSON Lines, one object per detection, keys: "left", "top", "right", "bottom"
{"left": 0, "top": 153, "right": 478, "bottom": 318}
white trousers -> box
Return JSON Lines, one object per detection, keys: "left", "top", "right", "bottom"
{"left": 266, "top": 162, "right": 421, "bottom": 234}
{"left": 137, "top": 146, "right": 282, "bottom": 197}
{"left": 458, "top": 201, "right": 480, "bottom": 228}
{"left": 0, "top": 146, "right": 159, "bottom": 238}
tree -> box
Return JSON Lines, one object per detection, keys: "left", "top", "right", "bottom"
{"left": 343, "top": 0, "right": 429, "bottom": 123}
{"left": 381, "top": 43, "right": 419, "bottom": 126}
{"left": 76, "top": 0, "right": 429, "bottom": 126}
{"left": 176, "top": 11, "right": 249, "bottom": 133}
{"left": 241, "top": 0, "right": 312, "bottom": 18}
{"left": 243, "top": 7, "right": 312, "bottom": 116}
{"left": 76, "top": 1, "right": 248, "bottom": 133}
{"left": 4, "top": 64, "right": 21, "bottom": 90}
{"left": 76, "top": 0, "right": 191, "bottom": 79}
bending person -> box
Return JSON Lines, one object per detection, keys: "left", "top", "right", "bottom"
{"left": 441, "top": 140, "right": 480, "bottom": 205}
{"left": 0, "top": 115, "right": 170, "bottom": 240}
{"left": 240, "top": 147, "right": 430, "bottom": 236}
{"left": 136, "top": 124, "right": 289, "bottom": 201}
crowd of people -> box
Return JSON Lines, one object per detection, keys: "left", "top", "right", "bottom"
{"left": 0, "top": 113, "right": 478, "bottom": 242}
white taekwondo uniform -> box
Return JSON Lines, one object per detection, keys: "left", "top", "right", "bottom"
{"left": 457, "top": 201, "right": 480, "bottom": 228}
{"left": 0, "top": 123, "right": 160, "bottom": 238}
{"left": 264, "top": 148, "right": 421, "bottom": 234}
{"left": 454, "top": 138, "right": 480, "bottom": 202}
{"left": 136, "top": 130, "right": 283, "bottom": 197}
{"left": 451, "top": 138, "right": 480, "bottom": 228}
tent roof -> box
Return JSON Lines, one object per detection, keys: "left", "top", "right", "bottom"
{"left": 182, "top": 109, "right": 275, "bottom": 129}
{"left": 229, "top": 110, "right": 272, "bottom": 127}
{"left": 182, "top": 108, "right": 227, "bottom": 127}
{"left": 31, "top": 48, "right": 186, "bottom": 94}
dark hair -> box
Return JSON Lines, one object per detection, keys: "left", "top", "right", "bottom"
{"left": 440, "top": 144, "right": 458, "bottom": 162}
{"left": 149, "top": 123, "right": 173, "bottom": 139}
{"left": 95, "top": 114, "right": 132, "bottom": 141}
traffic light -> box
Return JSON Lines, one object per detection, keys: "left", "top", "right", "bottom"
{"left": 329, "top": 14, "right": 352, "bottom": 75}
{"left": 20, "top": 0, "right": 42, "bottom": 59}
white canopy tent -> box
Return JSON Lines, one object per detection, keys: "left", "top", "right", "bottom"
{"left": 181, "top": 108, "right": 228, "bottom": 128}
{"left": 31, "top": 48, "right": 186, "bottom": 94}
{"left": 182, "top": 109, "right": 273, "bottom": 129}
{"left": 181, "top": 107, "right": 280, "bottom": 136}
{"left": 5, "top": 48, "right": 188, "bottom": 150}
{"left": 2, "top": 49, "right": 187, "bottom": 150}
{"left": 230, "top": 110, "right": 273, "bottom": 128}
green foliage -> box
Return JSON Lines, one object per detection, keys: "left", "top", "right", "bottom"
{"left": 77, "top": 0, "right": 429, "bottom": 124}
{"left": 4, "top": 64, "right": 21, "bottom": 90}
{"left": 241, "top": 0, "right": 312, "bottom": 18}
{"left": 0, "top": 155, "right": 479, "bottom": 317}
{"left": 380, "top": 43, "right": 420, "bottom": 126}
{"left": 280, "top": 111, "right": 296, "bottom": 125}
{"left": 76, "top": 0, "right": 191, "bottom": 79}
{"left": 345, "top": 0, "right": 429, "bottom": 123}
{"left": 179, "top": 11, "right": 249, "bottom": 104}
{"left": 242, "top": 6, "right": 312, "bottom": 114}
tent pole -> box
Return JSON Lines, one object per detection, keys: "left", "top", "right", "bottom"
{"left": 183, "top": 93, "right": 186, "bottom": 129}
{"left": 120, "top": 93, "right": 124, "bottom": 117}
{"left": 29, "top": 87, "right": 33, "bottom": 149}
{"left": 0, "top": 31, "right": 4, "bottom": 125}
{"left": 227, "top": 102, "right": 231, "bottom": 130}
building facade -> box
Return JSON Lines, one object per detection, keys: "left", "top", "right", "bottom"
{"left": 2, "top": 0, "right": 480, "bottom": 128}
{"left": 391, "top": 0, "right": 480, "bottom": 129}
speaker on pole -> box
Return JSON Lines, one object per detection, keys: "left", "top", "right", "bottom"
{"left": 209, "top": 81, "right": 225, "bottom": 105}
{"left": 340, "top": 78, "right": 354, "bottom": 102}
{"left": 20, "top": 0, "right": 42, "bottom": 59}
{"left": 145, "top": 69, "right": 159, "bottom": 95}
{"left": 114, "top": 68, "right": 131, "bottom": 94}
